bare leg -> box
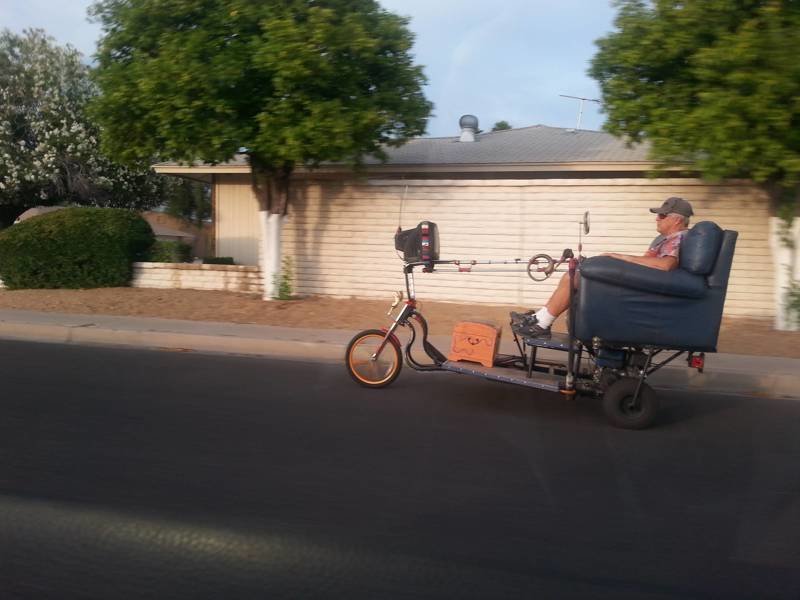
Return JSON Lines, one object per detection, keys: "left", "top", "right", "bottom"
{"left": 545, "top": 272, "right": 580, "bottom": 317}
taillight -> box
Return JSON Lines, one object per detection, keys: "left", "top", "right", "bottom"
{"left": 690, "top": 353, "right": 705, "bottom": 370}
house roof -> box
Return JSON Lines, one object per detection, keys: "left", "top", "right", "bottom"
{"left": 361, "top": 125, "right": 652, "bottom": 165}
{"left": 153, "top": 124, "right": 657, "bottom": 178}
{"left": 150, "top": 223, "right": 195, "bottom": 240}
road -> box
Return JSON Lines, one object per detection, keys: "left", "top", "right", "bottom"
{"left": 1, "top": 339, "right": 798, "bottom": 599}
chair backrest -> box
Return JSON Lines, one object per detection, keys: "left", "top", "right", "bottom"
{"left": 707, "top": 230, "right": 738, "bottom": 289}
{"left": 679, "top": 221, "right": 724, "bottom": 275}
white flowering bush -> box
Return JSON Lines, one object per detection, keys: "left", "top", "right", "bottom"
{"left": 0, "top": 29, "right": 164, "bottom": 225}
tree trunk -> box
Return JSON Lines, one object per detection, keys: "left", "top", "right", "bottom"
{"left": 257, "top": 209, "right": 272, "bottom": 299}
{"left": 766, "top": 183, "right": 800, "bottom": 330}
{"left": 249, "top": 158, "right": 292, "bottom": 300}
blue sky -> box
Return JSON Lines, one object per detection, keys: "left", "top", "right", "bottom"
{"left": 0, "top": 0, "right": 618, "bottom": 137}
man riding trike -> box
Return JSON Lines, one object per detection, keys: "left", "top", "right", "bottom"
{"left": 345, "top": 197, "right": 738, "bottom": 429}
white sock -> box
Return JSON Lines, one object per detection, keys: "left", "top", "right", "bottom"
{"left": 535, "top": 307, "right": 556, "bottom": 328}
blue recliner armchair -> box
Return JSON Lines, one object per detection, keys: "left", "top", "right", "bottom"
{"left": 574, "top": 221, "right": 738, "bottom": 352}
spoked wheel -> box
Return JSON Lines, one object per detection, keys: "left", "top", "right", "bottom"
{"left": 345, "top": 329, "right": 403, "bottom": 388}
{"left": 602, "top": 377, "right": 659, "bottom": 430}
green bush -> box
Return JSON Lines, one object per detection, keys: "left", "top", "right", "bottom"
{"left": 787, "top": 280, "right": 800, "bottom": 327}
{"left": 0, "top": 207, "right": 154, "bottom": 289}
{"left": 273, "top": 256, "right": 293, "bottom": 300}
{"left": 148, "top": 240, "right": 192, "bottom": 263}
{"left": 203, "top": 256, "right": 235, "bottom": 265}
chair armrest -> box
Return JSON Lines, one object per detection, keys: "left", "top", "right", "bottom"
{"left": 579, "top": 256, "right": 707, "bottom": 299}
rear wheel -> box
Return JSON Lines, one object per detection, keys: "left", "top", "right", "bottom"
{"left": 602, "top": 377, "right": 659, "bottom": 430}
{"left": 345, "top": 329, "right": 403, "bottom": 388}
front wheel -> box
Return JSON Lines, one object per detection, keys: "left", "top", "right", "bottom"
{"left": 602, "top": 377, "right": 659, "bottom": 430}
{"left": 345, "top": 329, "right": 403, "bottom": 388}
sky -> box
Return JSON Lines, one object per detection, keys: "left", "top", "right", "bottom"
{"left": 0, "top": 0, "right": 618, "bottom": 137}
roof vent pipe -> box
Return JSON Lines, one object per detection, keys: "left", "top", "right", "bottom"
{"left": 459, "top": 114, "right": 479, "bottom": 142}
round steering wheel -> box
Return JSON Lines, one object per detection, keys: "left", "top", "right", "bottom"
{"left": 527, "top": 254, "right": 555, "bottom": 282}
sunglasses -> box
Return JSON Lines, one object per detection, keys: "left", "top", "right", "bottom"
{"left": 656, "top": 213, "right": 673, "bottom": 220}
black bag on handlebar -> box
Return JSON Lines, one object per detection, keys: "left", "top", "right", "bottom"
{"left": 395, "top": 221, "right": 439, "bottom": 264}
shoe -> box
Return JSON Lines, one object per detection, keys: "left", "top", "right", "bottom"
{"left": 510, "top": 318, "right": 532, "bottom": 334}
{"left": 510, "top": 310, "right": 535, "bottom": 324}
{"left": 518, "top": 323, "right": 551, "bottom": 339}
{"left": 514, "top": 316, "right": 551, "bottom": 339}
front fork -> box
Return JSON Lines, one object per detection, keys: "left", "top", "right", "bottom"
{"left": 373, "top": 301, "right": 414, "bottom": 359}
{"left": 374, "top": 302, "right": 446, "bottom": 370}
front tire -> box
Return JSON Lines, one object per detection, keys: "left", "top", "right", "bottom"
{"left": 345, "top": 329, "right": 403, "bottom": 388}
{"left": 602, "top": 377, "right": 659, "bottom": 430}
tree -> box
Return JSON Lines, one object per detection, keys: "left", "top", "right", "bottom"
{"left": 590, "top": 0, "right": 800, "bottom": 197}
{"left": 0, "top": 29, "right": 165, "bottom": 227}
{"left": 163, "top": 178, "right": 211, "bottom": 227}
{"left": 492, "top": 121, "right": 512, "bottom": 131}
{"left": 90, "top": 0, "right": 432, "bottom": 298}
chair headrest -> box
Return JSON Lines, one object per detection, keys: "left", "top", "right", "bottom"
{"left": 680, "top": 221, "right": 724, "bottom": 275}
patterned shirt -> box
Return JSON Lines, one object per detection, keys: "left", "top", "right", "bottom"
{"left": 646, "top": 229, "right": 688, "bottom": 259}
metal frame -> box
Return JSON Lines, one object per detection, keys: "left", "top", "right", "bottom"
{"left": 372, "top": 258, "right": 699, "bottom": 407}
{"left": 376, "top": 262, "right": 589, "bottom": 392}
{"left": 346, "top": 209, "right": 721, "bottom": 429}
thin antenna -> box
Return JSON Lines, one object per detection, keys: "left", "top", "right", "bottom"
{"left": 559, "top": 94, "right": 601, "bottom": 130}
{"left": 398, "top": 183, "right": 408, "bottom": 230}
{"left": 395, "top": 183, "right": 409, "bottom": 261}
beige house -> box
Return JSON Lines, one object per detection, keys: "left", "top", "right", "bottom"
{"left": 155, "top": 121, "right": 778, "bottom": 322}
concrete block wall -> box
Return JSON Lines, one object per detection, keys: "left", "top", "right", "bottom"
{"left": 132, "top": 262, "right": 263, "bottom": 294}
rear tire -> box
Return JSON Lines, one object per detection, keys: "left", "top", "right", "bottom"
{"left": 345, "top": 329, "right": 403, "bottom": 388}
{"left": 602, "top": 377, "right": 659, "bottom": 430}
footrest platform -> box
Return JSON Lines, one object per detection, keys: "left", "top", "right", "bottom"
{"left": 521, "top": 332, "right": 577, "bottom": 352}
{"left": 441, "top": 360, "right": 562, "bottom": 392}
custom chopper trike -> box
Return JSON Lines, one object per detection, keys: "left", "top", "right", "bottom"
{"left": 344, "top": 214, "right": 738, "bottom": 430}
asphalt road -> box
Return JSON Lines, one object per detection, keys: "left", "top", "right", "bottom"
{"left": 1, "top": 340, "right": 798, "bottom": 600}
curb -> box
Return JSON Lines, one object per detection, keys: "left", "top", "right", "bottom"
{"left": 0, "top": 321, "right": 346, "bottom": 363}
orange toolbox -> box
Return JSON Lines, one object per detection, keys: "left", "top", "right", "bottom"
{"left": 448, "top": 321, "right": 501, "bottom": 368}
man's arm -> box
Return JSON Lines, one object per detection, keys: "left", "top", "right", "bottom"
{"left": 604, "top": 253, "right": 678, "bottom": 271}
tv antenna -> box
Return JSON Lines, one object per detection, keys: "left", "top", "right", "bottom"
{"left": 559, "top": 94, "right": 601, "bottom": 130}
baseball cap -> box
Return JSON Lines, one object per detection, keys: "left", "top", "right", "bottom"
{"left": 649, "top": 196, "right": 694, "bottom": 217}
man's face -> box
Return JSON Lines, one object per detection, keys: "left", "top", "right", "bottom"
{"left": 655, "top": 212, "right": 680, "bottom": 235}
